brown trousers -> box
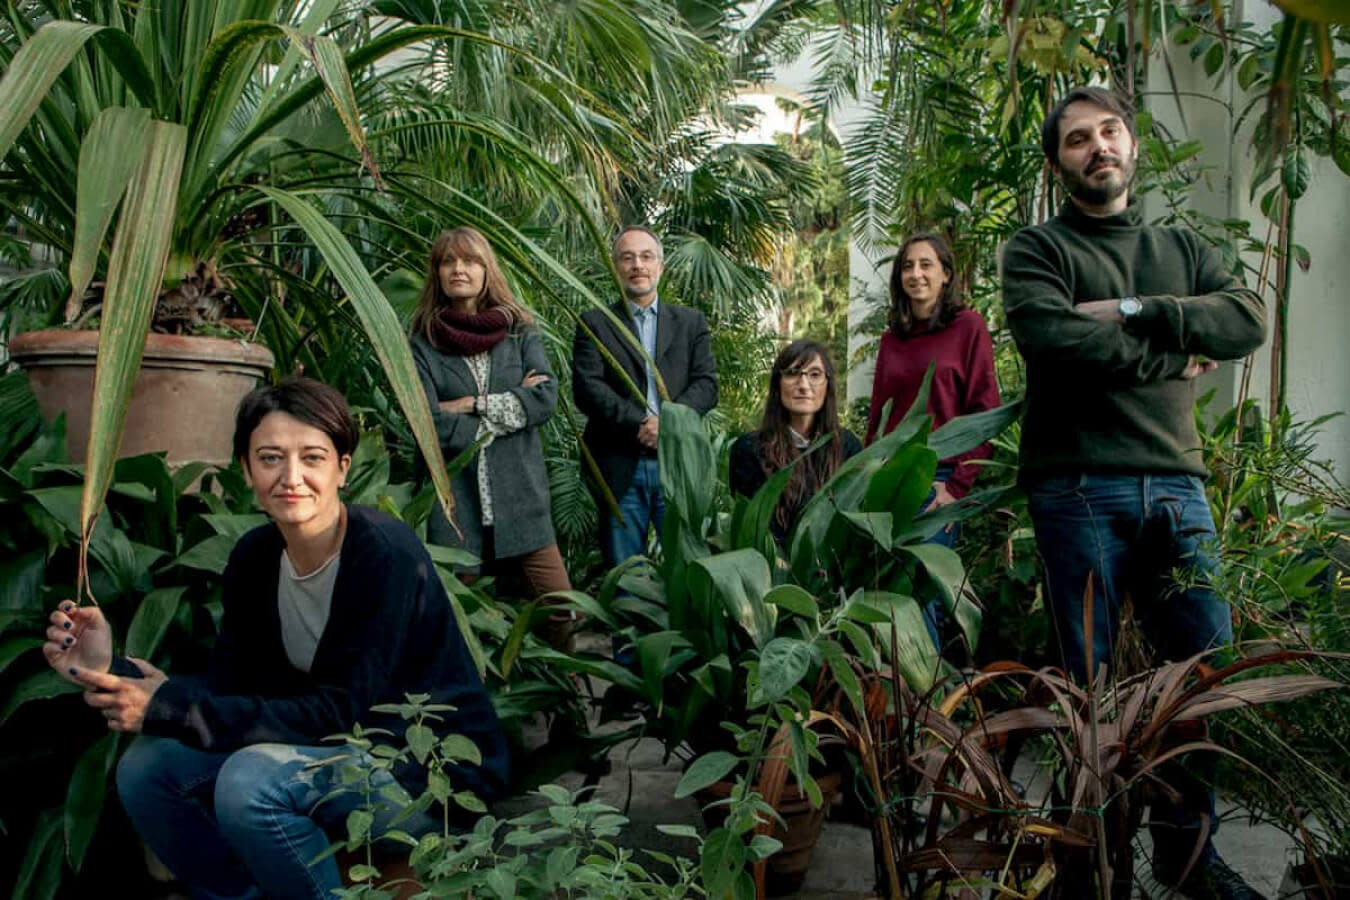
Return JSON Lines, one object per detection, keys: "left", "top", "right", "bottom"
{"left": 464, "top": 532, "right": 575, "bottom": 649}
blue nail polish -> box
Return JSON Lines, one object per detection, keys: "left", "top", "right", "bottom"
{"left": 63, "top": 621, "right": 72, "bottom": 629}
{"left": 64, "top": 636, "right": 72, "bottom": 646}
{"left": 69, "top": 668, "right": 77, "bottom": 675}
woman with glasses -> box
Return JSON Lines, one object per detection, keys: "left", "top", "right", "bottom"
{"left": 866, "top": 232, "right": 1001, "bottom": 644}
{"left": 411, "top": 226, "right": 574, "bottom": 649}
{"left": 730, "top": 340, "right": 862, "bottom": 547}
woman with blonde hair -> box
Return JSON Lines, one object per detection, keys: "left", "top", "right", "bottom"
{"left": 411, "top": 226, "right": 573, "bottom": 647}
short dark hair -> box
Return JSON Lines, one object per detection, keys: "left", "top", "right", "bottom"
{"left": 1040, "top": 86, "right": 1137, "bottom": 168}
{"left": 232, "top": 377, "right": 359, "bottom": 464}
{"left": 611, "top": 225, "right": 664, "bottom": 260}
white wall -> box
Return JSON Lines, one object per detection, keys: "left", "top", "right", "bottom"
{"left": 1147, "top": 2, "right": 1350, "bottom": 485}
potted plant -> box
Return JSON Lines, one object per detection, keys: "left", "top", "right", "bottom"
{"left": 540, "top": 384, "right": 1019, "bottom": 896}
{"left": 0, "top": 3, "right": 629, "bottom": 585}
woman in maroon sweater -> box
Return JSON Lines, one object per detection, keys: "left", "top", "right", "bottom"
{"left": 868, "top": 233, "right": 1000, "bottom": 650}
{"left": 866, "top": 232, "right": 1001, "bottom": 506}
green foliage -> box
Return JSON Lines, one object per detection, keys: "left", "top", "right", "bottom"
{"left": 326, "top": 693, "right": 703, "bottom": 899}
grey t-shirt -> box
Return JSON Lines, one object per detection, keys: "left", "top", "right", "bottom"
{"left": 277, "top": 549, "right": 340, "bottom": 672}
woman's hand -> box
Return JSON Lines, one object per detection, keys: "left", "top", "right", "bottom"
{"left": 438, "top": 397, "right": 475, "bottom": 414}
{"left": 928, "top": 482, "right": 957, "bottom": 510}
{"left": 73, "top": 659, "right": 168, "bottom": 733}
{"left": 43, "top": 601, "right": 113, "bottom": 683}
{"left": 521, "top": 369, "right": 550, "bottom": 389}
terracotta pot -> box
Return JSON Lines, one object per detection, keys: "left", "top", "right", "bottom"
{"left": 696, "top": 770, "right": 843, "bottom": 896}
{"left": 8, "top": 329, "right": 274, "bottom": 467}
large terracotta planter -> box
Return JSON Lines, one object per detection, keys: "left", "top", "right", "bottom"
{"left": 697, "top": 771, "right": 843, "bottom": 896}
{"left": 8, "top": 329, "right": 274, "bottom": 467}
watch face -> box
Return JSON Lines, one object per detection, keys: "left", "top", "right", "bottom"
{"left": 1121, "top": 298, "right": 1142, "bottom": 316}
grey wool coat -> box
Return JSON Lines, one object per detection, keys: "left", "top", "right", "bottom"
{"left": 412, "top": 327, "right": 558, "bottom": 560}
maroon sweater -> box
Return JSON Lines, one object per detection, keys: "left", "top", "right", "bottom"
{"left": 865, "top": 307, "right": 1001, "bottom": 497}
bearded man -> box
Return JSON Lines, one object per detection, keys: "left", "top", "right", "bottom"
{"left": 1002, "top": 86, "right": 1268, "bottom": 899}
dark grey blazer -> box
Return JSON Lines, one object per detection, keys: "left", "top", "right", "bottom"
{"left": 412, "top": 327, "right": 558, "bottom": 560}
{"left": 571, "top": 299, "right": 718, "bottom": 502}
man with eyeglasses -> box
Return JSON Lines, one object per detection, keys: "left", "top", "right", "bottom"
{"left": 572, "top": 226, "right": 718, "bottom": 572}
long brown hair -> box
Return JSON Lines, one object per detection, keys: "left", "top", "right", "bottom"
{"left": 887, "top": 232, "right": 964, "bottom": 337}
{"left": 756, "top": 340, "right": 844, "bottom": 532}
{"left": 410, "top": 226, "right": 534, "bottom": 340}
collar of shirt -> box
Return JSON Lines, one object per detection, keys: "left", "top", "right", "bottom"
{"left": 788, "top": 427, "right": 811, "bottom": 450}
{"left": 628, "top": 296, "right": 660, "bottom": 321}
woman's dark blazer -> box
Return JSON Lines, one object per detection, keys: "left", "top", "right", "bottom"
{"left": 412, "top": 326, "right": 558, "bottom": 559}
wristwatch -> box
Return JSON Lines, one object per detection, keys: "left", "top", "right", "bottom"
{"left": 471, "top": 395, "right": 480, "bottom": 415}
{"left": 1118, "top": 296, "right": 1142, "bottom": 319}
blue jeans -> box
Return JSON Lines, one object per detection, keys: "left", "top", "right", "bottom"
{"left": 1027, "top": 472, "right": 1231, "bottom": 841}
{"left": 117, "top": 737, "right": 437, "bottom": 900}
{"left": 601, "top": 457, "right": 665, "bottom": 568}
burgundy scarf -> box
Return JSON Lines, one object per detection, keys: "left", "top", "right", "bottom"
{"left": 429, "top": 306, "right": 510, "bottom": 356}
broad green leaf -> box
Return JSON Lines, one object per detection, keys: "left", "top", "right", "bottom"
{"left": 64, "top": 732, "right": 118, "bottom": 871}
{"left": 656, "top": 824, "right": 701, "bottom": 839}
{"left": 346, "top": 808, "right": 374, "bottom": 845}
{"left": 0, "top": 22, "right": 153, "bottom": 163}
{"left": 485, "top": 867, "right": 516, "bottom": 898}
{"left": 900, "top": 543, "right": 981, "bottom": 652}
{"left": 700, "top": 826, "right": 746, "bottom": 898}
{"left": 0, "top": 636, "right": 43, "bottom": 677}
{"left": 659, "top": 402, "right": 717, "bottom": 529}
{"left": 257, "top": 186, "right": 455, "bottom": 532}
{"left": 406, "top": 724, "right": 436, "bottom": 765}
{"left": 523, "top": 647, "right": 643, "bottom": 694}
{"left": 439, "top": 734, "right": 482, "bottom": 766}
{"left": 499, "top": 600, "right": 537, "bottom": 680}
{"left": 78, "top": 121, "right": 187, "bottom": 602}
{"left": 675, "top": 751, "right": 739, "bottom": 798}
{"left": 1, "top": 670, "right": 82, "bottom": 726}
{"left": 292, "top": 31, "right": 381, "bottom": 186}
{"left": 764, "top": 585, "right": 818, "bottom": 621}
{"left": 862, "top": 439, "right": 936, "bottom": 525}
{"left": 12, "top": 808, "right": 63, "bottom": 900}
{"left": 545, "top": 845, "right": 579, "bottom": 886}
{"left": 66, "top": 107, "right": 152, "bottom": 320}
{"left": 928, "top": 401, "right": 1022, "bottom": 461}
{"left": 0, "top": 549, "right": 45, "bottom": 613}
{"left": 754, "top": 637, "right": 812, "bottom": 705}
{"left": 125, "top": 587, "right": 185, "bottom": 658}
{"left": 748, "top": 833, "right": 784, "bottom": 860}
{"left": 692, "top": 549, "right": 775, "bottom": 649}
{"left": 174, "top": 534, "right": 236, "bottom": 574}
{"left": 636, "top": 630, "right": 692, "bottom": 712}
{"left": 866, "top": 591, "right": 941, "bottom": 694}
{"left": 543, "top": 589, "right": 616, "bottom": 630}
{"left": 820, "top": 639, "right": 866, "bottom": 720}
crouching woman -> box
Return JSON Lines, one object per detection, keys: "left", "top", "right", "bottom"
{"left": 43, "top": 377, "right": 509, "bottom": 900}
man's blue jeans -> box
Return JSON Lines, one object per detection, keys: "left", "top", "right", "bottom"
{"left": 1027, "top": 472, "right": 1232, "bottom": 842}
{"left": 601, "top": 456, "right": 666, "bottom": 568}
{"left": 117, "top": 737, "right": 437, "bottom": 900}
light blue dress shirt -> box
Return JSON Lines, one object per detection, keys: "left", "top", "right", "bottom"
{"left": 629, "top": 298, "right": 660, "bottom": 417}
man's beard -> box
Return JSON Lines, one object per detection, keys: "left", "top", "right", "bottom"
{"left": 1061, "top": 152, "right": 1135, "bottom": 206}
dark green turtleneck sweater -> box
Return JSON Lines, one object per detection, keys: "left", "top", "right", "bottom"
{"left": 1001, "top": 199, "right": 1266, "bottom": 483}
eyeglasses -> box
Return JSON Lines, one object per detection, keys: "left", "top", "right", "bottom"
{"left": 617, "top": 251, "right": 660, "bottom": 265}
{"left": 782, "top": 368, "right": 827, "bottom": 386}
